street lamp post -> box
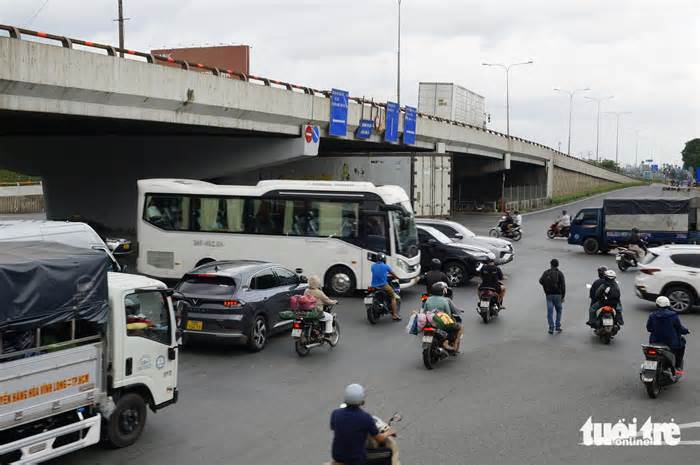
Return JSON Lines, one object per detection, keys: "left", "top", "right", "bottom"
{"left": 396, "top": 0, "right": 402, "bottom": 105}
{"left": 553, "top": 87, "right": 590, "bottom": 157}
{"left": 604, "top": 111, "right": 632, "bottom": 166}
{"left": 633, "top": 129, "right": 642, "bottom": 167}
{"left": 482, "top": 60, "right": 534, "bottom": 136}
{"left": 584, "top": 95, "right": 614, "bottom": 162}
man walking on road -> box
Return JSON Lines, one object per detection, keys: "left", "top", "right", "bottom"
{"left": 539, "top": 259, "right": 566, "bottom": 334}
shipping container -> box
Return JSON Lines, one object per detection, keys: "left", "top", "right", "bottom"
{"left": 418, "top": 82, "right": 486, "bottom": 128}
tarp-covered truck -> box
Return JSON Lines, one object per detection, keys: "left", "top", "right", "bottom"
{"left": 0, "top": 242, "right": 179, "bottom": 464}
{"left": 568, "top": 198, "right": 700, "bottom": 254}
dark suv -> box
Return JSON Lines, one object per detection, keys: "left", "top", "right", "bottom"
{"left": 175, "top": 260, "right": 307, "bottom": 351}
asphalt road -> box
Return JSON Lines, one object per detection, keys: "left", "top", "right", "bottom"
{"left": 50, "top": 184, "right": 700, "bottom": 465}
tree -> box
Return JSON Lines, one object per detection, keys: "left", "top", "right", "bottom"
{"left": 682, "top": 138, "right": 700, "bottom": 169}
{"left": 594, "top": 159, "right": 620, "bottom": 172}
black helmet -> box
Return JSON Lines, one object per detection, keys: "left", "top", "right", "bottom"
{"left": 430, "top": 281, "right": 448, "bottom": 296}
{"left": 631, "top": 227, "right": 640, "bottom": 233}
{"left": 430, "top": 258, "right": 442, "bottom": 270}
{"left": 562, "top": 210, "right": 567, "bottom": 215}
{"left": 597, "top": 266, "right": 608, "bottom": 278}
{"left": 376, "top": 253, "right": 386, "bottom": 263}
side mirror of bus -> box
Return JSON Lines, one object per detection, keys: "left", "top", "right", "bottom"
{"left": 295, "top": 268, "right": 303, "bottom": 274}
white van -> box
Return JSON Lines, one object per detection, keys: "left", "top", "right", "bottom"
{"left": 0, "top": 220, "right": 122, "bottom": 271}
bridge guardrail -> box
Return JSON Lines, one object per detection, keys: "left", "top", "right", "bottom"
{"left": 0, "top": 23, "right": 628, "bottom": 177}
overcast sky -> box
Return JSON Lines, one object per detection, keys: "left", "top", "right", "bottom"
{"left": 2, "top": 0, "right": 699, "bottom": 165}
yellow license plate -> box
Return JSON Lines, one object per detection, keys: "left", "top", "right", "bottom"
{"left": 186, "top": 320, "right": 203, "bottom": 331}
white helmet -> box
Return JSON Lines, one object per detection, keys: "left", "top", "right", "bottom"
{"left": 604, "top": 269, "right": 617, "bottom": 279}
{"left": 344, "top": 384, "right": 365, "bottom": 406}
{"left": 655, "top": 296, "right": 671, "bottom": 308}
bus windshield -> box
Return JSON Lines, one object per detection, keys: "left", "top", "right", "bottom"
{"left": 390, "top": 208, "right": 418, "bottom": 258}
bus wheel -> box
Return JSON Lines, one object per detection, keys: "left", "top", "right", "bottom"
{"left": 325, "top": 266, "right": 356, "bottom": 297}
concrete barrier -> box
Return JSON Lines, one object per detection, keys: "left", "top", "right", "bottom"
{"left": 0, "top": 195, "right": 44, "bottom": 214}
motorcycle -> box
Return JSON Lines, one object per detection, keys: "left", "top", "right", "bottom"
{"left": 616, "top": 247, "right": 643, "bottom": 271}
{"left": 592, "top": 305, "right": 620, "bottom": 344}
{"left": 489, "top": 217, "right": 522, "bottom": 241}
{"left": 640, "top": 343, "right": 684, "bottom": 398}
{"left": 477, "top": 287, "right": 501, "bottom": 324}
{"left": 420, "top": 313, "right": 462, "bottom": 370}
{"left": 365, "top": 278, "right": 401, "bottom": 324}
{"left": 546, "top": 223, "right": 570, "bottom": 239}
{"left": 291, "top": 304, "right": 340, "bottom": 357}
{"left": 335, "top": 405, "right": 402, "bottom": 465}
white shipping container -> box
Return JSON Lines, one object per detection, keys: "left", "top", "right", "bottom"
{"left": 418, "top": 82, "right": 486, "bottom": 128}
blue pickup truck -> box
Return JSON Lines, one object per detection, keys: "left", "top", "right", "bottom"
{"left": 568, "top": 198, "right": 700, "bottom": 254}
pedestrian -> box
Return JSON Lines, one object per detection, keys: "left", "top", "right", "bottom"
{"left": 539, "top": 258, "right": 566, "bottom": 334}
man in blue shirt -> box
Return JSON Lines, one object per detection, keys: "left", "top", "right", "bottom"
{"left": 647, "top": 296, "right": 690, "bottom": 374}
{"left": 370, "top": 253, "right": 400, "bottom": 321}
{"left": 330, "top": 384, "right": 394, "bottom": 465}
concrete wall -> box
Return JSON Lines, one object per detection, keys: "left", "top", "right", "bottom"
{"left": 552, "top": 166, "right": 616, "bottom": 197}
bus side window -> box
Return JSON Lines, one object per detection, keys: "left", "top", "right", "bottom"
{"left": 361, "top": 213, "right": 388, "bottom": 253}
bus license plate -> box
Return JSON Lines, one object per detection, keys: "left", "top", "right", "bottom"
{"left": 602, "top": 317, "right": 614, "bottom": 326}
{"left": 642, "top": 360, "right": 658, "bottom": 370}
{"left": 422, "top": 335, "right": 433, "bottom": 343}
{"left": 186, "top": 320, "right": 203, "bottom": 331}
{"left": 363, "top": 296, "right": 373, "bottom": 304}
{"left": 291, "top": 328, "right": 301, "bottom": 338}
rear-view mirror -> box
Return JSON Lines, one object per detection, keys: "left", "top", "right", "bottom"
{"left": 299, "top": 275, "right": 308, "bottom": 284}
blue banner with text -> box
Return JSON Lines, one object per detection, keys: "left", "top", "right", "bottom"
{"left": 403, "top": 106, "right": 416, "bottom": 145}
{"left": 385, "top": 102, "right": 399, "bottom": 143}
{"left": 329, "top": 89, "right": 349, "bottom": 137}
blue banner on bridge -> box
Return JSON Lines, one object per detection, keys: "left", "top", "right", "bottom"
{"left": 403, "top": 106, "right": 417, "bottom": 145}
{"left": 651, "top": 164, "right": 659, "bottom": 173}
{"left": 695, "top": 167, "right": 700, "bottom": 183}
{"left": 329, "top": 89, "right": 349, "bottom": 137}
{"left": 385, "top": 102, "right": 399, "bottom": 143}
{"left": 355, "top": 119, "right": 374, "bottom": 139}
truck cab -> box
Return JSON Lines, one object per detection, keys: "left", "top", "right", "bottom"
{"left": 568, "top": 207, "right": 606, "bottom": 254}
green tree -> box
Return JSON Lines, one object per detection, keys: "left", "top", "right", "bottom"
{"left": 682, "top": 138, "right": 700, "bottom": 169}
{"left": 595, "top": 159, "right": 619, "bottom": 172}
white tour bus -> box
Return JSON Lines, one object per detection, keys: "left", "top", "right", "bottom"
{"left": 136, "top": 179, "right": 421, "bottom": 295}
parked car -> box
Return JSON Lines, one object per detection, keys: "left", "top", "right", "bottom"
{"left": 416, "top": 225, "right": 494, "bottom": 286}
{"left": 416, "top": 218, "right": 514, "bottom": 265}
{"left": 635, "top": 245, "right": 700, "bottom": 313}
{"left": 175, "top": 260, "right": 307, "bottom": 351}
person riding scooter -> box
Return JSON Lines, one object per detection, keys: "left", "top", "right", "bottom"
{"left": 424, "top": 258, "right": 451, "bottom": 294}
{"left": 555, "top": 210, "right": 571, "bottom": 234}
{"left": 479, "top": 258, "right": 505, "bottom": 307}
{"left": 423, "top": 282, "right": 463, "bottom": 352}
{"left": 589, "top": 269, "right": 624, "bottom": 327}
{"left": 627, "top": 227, "right": 647, "bottom": 261}
{"left": 371, "top": 253, "right": 401, "bottom": 321}
{"left": 647, "top": 296, "right": 690, "bottom": 375}
{"left": 500, "top": 211, "right": 515, "bottom": 234}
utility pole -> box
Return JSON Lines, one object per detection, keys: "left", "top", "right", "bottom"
{"left": 115, "top": 0, "right": 129, "bottom": 58}
{"left": 396, "top": 0, "right": 402, "bottom": 105}
{"left": 554, "top": 87, "right": 590, "bottom": 157}
{"left": 584, "top": 95, "right": 614, "bottom": 162}
{"left": 604, "top": 111, "right": 631, "bottom": 166}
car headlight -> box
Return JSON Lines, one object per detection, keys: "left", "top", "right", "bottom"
{"left": 396, "top": 258, "right": 410, "bottom": 272}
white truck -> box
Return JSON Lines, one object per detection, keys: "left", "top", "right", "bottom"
{"left": 0, "top": 242, "right": 179, "bottom": 464}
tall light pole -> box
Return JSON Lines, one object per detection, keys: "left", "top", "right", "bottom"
{"left": 553, "top": 87, "right": 590, "bottom": 157}
{"left": 396, "top": 0, "right": 402, "bottom": 105}
{"left": 584, "top": 95, "right": 614, "bottom": 162}
{"left": 482, "top": 60, "right": 534, "bottom": 137}
{"left": 604, "top": 111, "right": 632, "bottom": 166}
{"left": 114, "top": 0, "right": 130, "bottom": 58}
{"left": 633, "top": 129, "right": 642, "bottom": 167}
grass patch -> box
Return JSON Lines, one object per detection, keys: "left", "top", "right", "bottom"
{"left": 549, "top": 182, "right": 647, "bottom": 206}
{"left": 0, "top": 169, "right": 40, "bottom": 184}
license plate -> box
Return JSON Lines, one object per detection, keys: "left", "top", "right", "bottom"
{"left": 502, "top": 254, "right": 512, "bottom": 261}
{"left": 480, "top": 301, "right": 490, "bottom": 308}
{"left": 642, "top": 360, "right": 658, "bottom": 370}
{"left": 615, "top": 255, "right": 621, "bottom": 261}
{"left": 186, "top": 320, "right": 203, "bottom": 331}
{"left": 364, "top": 296, "right": 373, "bottom": 304}
{"left": 422, "top": 335, "right": 433, "bottom": 343}
{"left": 291, "top": 328, "right": 302, "bottom": 338}
{"left": 602, "top": 317, "right": 614, "bottom": 326}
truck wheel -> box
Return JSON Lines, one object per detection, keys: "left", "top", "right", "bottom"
{"left": 583, "top": 238, "right": 599, "bottom": 255}
{"left": 105, "top": 393, "right": 147, "bottom": 448}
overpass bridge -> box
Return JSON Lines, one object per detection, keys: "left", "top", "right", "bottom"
{"left": 0, "top": 25, "right": 634, "bottom": 230}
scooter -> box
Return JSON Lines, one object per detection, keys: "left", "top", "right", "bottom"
{"left": 365, "top": 278, "right": 401, "bottom": 324}
{"left": 477, "top": 287, "right": 501, "bottom": 324}
{"left": 291, "top": 304, "right": 340, "bottom": 357}
{"left": 592, "top": 305, "right": 620, "bottom": 344}
{"left": 334, "top": 405, "right": 403, "bottom": 465}
{"left": 640, "top": 344, "right": 684, "bottom": 398}
{"left": 616, "top": 247, "right": 640, "bottom": 271}
{"left": 420, "top": 312, "right": 462, "bottom": 370}
{"left": 547, "top": 223, "right": 570, "bottom": 239}
{"left": 489, "top": 217, "right": 522, "bottom": 241}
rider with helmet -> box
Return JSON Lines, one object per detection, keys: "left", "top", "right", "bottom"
{"left": 423, "top": 282, "right": 464, "bottom": 352}
{"left": 589, "top": 269, "right": 624, "bottom": 327}
{"left": 647, "top": 296, "right": 690, "bottom": 374}
{"left": 370, "top": 253, "right": 400, "bottom": 321}
{"left": 479, "top": 258, "right": 505, "bottom": 306}
{"left": 330, "top": 384, "right": 395, "bottom": 465}
{"left": 628, "top": 227, "right": 647, "bottom": 261}
{"left": 556, "top": 210, "right": 571, "bottom": 234}
{"left": 424, "top": 258, "right": 451, "bottom": 294}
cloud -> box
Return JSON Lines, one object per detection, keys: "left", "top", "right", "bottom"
{"left": 1, "top": 0, "right": 698, "bottom": 164}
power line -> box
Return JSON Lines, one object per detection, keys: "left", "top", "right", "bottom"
{"left": 26, "top": 0, "right": 50, "bottom": 25}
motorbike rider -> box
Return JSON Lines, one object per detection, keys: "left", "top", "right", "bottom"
{"left": 556, "top": 210, "right": 571, "bottom": 233}
{"left": 627, "top": 227, "right": 647, "bottom": 261}
{"left": 589, "top": 269, "right": 624, "bottom": 327}
{"left": 303, "top": 275, "right": 337, "bottom": 337}
{"left": 424, "top": 258, "right": 451, "bottom": 294}
{"left": 330, "top": 384, "right": 395, "bottom": 465}
{"left": 423, "top": 282, "right": 464, "bottom": 352}
{"left": 478, "top": 258, "right": 505, "bottom": 307}
{"left": 647, "top": 296, "right": 690, "bottom": 375}
{"left": 586, "top": 266, "right": 608, "bottom": 327}
{"left": 371, "top": 253, "right": 400, "bottom": 321}
{"left": 513, "top": 211, "right": 522, "bottom": 228}
{"left": 500, "top": 211, "right": 515, "bottom": 234}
